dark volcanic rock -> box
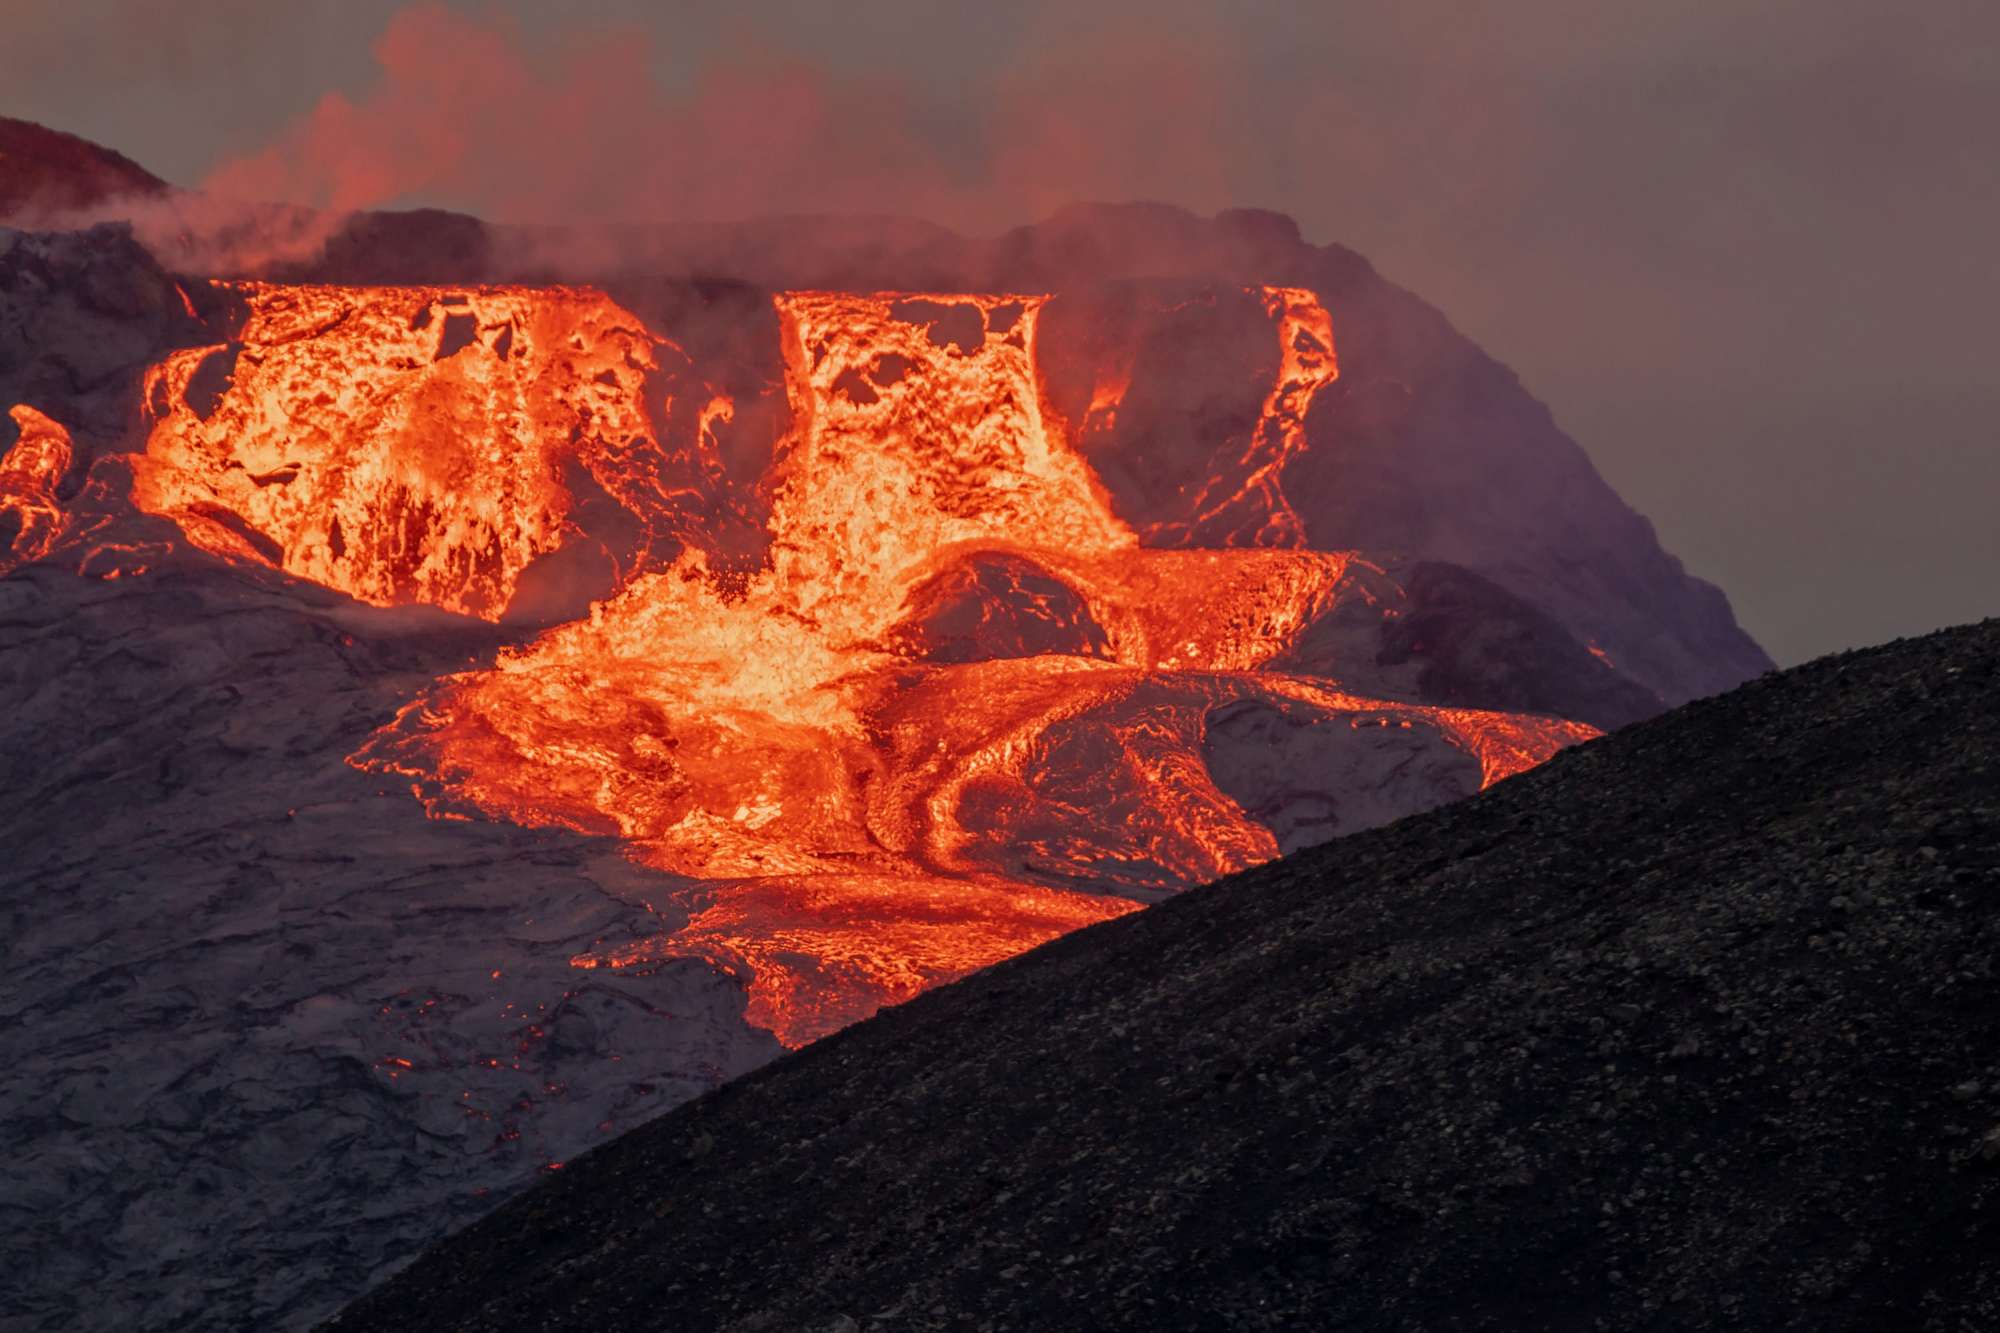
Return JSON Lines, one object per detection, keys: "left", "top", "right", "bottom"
{"left": 271, "top": 208, "right": 496, "bottom": 286}
{"left": 1, "top": 224, "right": 212, "bottom": 447}
{"left": 1273, "top": 558, "right": 1666, "bottom": 731}
{"left": 1368, "top": 561, "right": 1664, "bottom": 729}
{"left": 328, "top": 619, "right": 2000, "bottom": 1332}
{"left": 0, "top": 117, "right": 168, "bottom": 223}
{"left": 1274, "top": 263, "right": 1763, "bottom": 709}
{"left": 885, "top": 552, "right": 1114, "bottom": 664}
{"left": 1200, "top": 695, "right": 1483, "bottom": 854}
{"left": 0, "top": 564, "right": 782, "bottom": 1332}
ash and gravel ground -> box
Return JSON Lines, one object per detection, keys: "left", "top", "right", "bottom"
{"left": 328, "top": 617, "right": 2000, "bottom": 1332}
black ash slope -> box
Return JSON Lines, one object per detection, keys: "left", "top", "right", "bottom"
{"left": 328, "top": 618, "right": 2000, "bottom": 1332}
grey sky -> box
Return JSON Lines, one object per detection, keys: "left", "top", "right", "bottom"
{"left": 8, "top": 0, "right": 1996, "bottom": 664}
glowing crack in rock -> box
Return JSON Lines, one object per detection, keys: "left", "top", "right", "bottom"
{"left": 1058, "top": 285, "right": 1341, "bottom": 549}
{"left": 1149, "top": 284, "right": 1340, "bottom": 548}
{"left": 1238, "top": 285, "right": 1341, "bottom": 546}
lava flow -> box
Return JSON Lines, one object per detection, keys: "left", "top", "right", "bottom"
{"left": 341, "top": 288, "right": 1592, "bottom": 1045}
{"left": 1159, "top": 284, "right": 1338, "bottom": 548}
{"left": 133, "top": 283, "right": 744, "bottom": 619}
{"left": 7, "top": 279, "right": 1595, "bottom": 1047}
{"left": 0, "top": 405, "right": 72, "bottom": 572}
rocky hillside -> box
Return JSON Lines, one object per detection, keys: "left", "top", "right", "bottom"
{"left": 0, "top": 224, "right": 209, "bottom": 446}
{"left": 329, "top": 618, "right": 2000, "bottom": 1332}
{"left": 0, "top": 117, "right": 168, "bottom": 222}
{"left": 0, "top": 561, "right": 785, "bottom": 1332}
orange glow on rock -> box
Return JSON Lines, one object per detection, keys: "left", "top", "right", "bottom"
{"left": 571, "top": 873, "right": 1139, "bottom": 1045}
{"left": 0, "top": 405, "right": 74, "bottom": 573}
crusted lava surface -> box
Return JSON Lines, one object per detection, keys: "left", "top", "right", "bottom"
{"left": 328, "top": 619, "right": 2000, "bottom": 1333}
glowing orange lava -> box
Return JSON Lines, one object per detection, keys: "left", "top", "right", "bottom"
{"left": 5, "top": 280, "right": 1596, "bottom": 1048}
{"left": 765, "top": 292, "right": 1133, "bottom": 641}
{"left": 347, "top": 289, "right": 1591, "bottom": 1045}
{"left": 132, "top": 283, "right": 736, "bottom": 618}
{"left": 0, "top": 405, "right": 74, "bottom": 573}
{"left": 572, "top": 872, "right": 1139, "bottom": 1043}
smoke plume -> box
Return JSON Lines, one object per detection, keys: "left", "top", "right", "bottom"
{"left": 190, "top": 4, "right": 1252, "bottom": 231}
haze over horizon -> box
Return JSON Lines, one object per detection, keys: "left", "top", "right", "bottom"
{"left": 8, "top": 0, "right": 1996, "bottom": 666}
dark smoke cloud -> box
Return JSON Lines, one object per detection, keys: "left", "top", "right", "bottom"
{"left": 7, "top": 0, "right": 1998, "bottom": 665}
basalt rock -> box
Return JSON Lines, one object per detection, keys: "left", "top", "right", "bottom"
{"left": 0, "top": 222, "right": 213, "bottom": 448}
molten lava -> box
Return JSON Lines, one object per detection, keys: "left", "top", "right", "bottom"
{"left": 8, "top": 279, "right": 1596, "bottom": 1048}
{"left": 0, "top": 405, "right": 72, "bottom": 573}
{"left": 766, "top": 292, "right": 1134, "bottom": 642}
{"left": 343, "top": 289, "right": 1590, "bottom": 1045}
{"left": 1236, "top": 285, "right": 1340, "bottom": 546}
{"left": 132, "top": 283, "right": 741, "bottom": 619}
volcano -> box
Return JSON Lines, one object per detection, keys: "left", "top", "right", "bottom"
{"left": 1, "top": 120, "right": 1770, "bottom": 1330}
